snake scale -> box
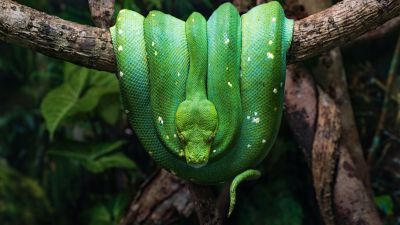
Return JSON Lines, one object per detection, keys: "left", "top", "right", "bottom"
{"left": 110, "top": 1, "right": 293, "bottom": 215}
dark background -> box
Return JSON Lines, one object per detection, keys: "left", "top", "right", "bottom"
{"left": 0, "top": 0, "right": 399, "bottom": 224}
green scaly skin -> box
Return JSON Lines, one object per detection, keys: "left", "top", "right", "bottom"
{"left": 175, "top": 12, "right": 218, "bottom": 167}
{"left": 110, "top": 1, "right": 293, "bottom": 216}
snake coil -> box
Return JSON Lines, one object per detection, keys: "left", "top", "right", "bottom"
{"left": 111, "top": 1, "right": 293, "bottom": 215}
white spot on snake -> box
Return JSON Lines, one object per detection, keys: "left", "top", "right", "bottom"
{"left": 166, "top": 135, "right": 170, "bottom": 140}
{"left": 273, "top": 88, "right": 278, "bottom": 94}
{"left": 152, "top": 41, "right": 155, "bottom": 47}
{"left": 151, "top": 13, "right": 156, "bottom": 17}
{"left": 227, "top": 82, "right": 233, "bottom": 88}
{"left": 247, "top": 116, "right": 251, "bottom": 120}
{"left": 174, "top": 134, "right": 177, "bottom": 138}
{"left": 118, "top": 30, "right": 123, "bottom": 34}
{"left": 125, "top": 109, "right": 129, "bottom": 114}
{"left": 262, "top": 139, "right": 266, "bottom": 144}
{"left": 158, "top": 116, "right": 164, "bottom": 125}
{"left": 252, "top": 117, "right": 260, "bottom": 124}
{"left": 226, "top": 67, "right": 229, "bottom": 71}
{"left": 119, "top": 71, "right": 123, "bottom": 77}
{"left": 224, "top": 38, "right": 230, "bottom": 45}
{"left": 272, "top": 17, "right": 276, "bottom": 22}
{"left": 154, "top": 51, "right": 158, "bottom": 56}
{"left": 247, "top": 144, "right": 251, "bottom": 148}
{"left": 212, "top": 149, "right": 216, "bottom": 153}
{"left": 247, "top": 57, "right": 251, "bottom": 62}
{"left": 178, "top": 72, "right": 181, "bottom": 77}
{"left": 192, "top": 18, "right": 195, "bottom": 22}
{"left": 267, "top": 52, "right": 274, "bottom": 59}
{"left": 118, "top": 45, "right": 123, "bottom": 51}
{"left": 124, "top": 128, "right": 133, "bottom": 135}
{"left": 268, "top": 40, "right": 273, "bottom": 45}
{"left": 254, "top": 112, "right": 258, "bottom": 116}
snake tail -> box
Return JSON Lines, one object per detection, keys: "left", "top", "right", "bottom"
{"left": 228, "top": 169, "right": 261, "bottom": 216}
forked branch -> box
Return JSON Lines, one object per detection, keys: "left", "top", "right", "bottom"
{"left": 0, "top": 0, "right": 399, "bottom": 72}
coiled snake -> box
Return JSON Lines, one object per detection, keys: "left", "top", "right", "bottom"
{"left": 110, "top": 1, "right": 293, "bottom": 215}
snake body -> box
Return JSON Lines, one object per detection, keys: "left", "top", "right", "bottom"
{"left": 111, "top": 2, "right": 293, "bottom": 215}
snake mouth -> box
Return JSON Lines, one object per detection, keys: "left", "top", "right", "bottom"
{"left": 187, "top": 162, "right": 207, "bottom": 168}
{"left": 185, "top": 155, "right": 209, "bottom": 168}
{"left": 184, "top": 143, "right": 210, "bottom": 168}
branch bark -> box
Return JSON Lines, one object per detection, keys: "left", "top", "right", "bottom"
{"left": 285, "top": 0, "right": 383, "bottom": 224}
{"left": 0, "top": 0, "right": 399, "bottom": 72}
{"left": 355, "top": 16, "right": 400, "bottom": 42}
{"left": 119, "top": 169, "right": 193, "bottom": 225}
{"left": 88, "top": 0, "right": 115, "bottom": 28}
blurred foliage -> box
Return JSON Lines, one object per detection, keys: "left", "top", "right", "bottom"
{"left": 0, "top": 0, "right": 399, "bottom": 225}
{"left": 84, "top": 193, "right": 131, "bottom": 225}
{"left": 0, "top": 160, "right": 51, "bottom": 225}
{"left": 41, "top": 62, "right": 121, "bottom": 140}
{"left": 48, "top": 140, "right": 136, "bottom": 173}
{"left": 375, "top": 195, "right": 394, "bottom": 216}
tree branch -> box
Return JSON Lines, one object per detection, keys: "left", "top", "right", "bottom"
{"left": 0, "top": 0, "right": 114, "bottom": 71}
{"left": 0, "top": 0, "right": 399, "bottom": 72}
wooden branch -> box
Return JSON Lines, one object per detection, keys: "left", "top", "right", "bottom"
{"left": 0, "top": 0, "right": 115, "bottom": 72}
{"left": 119, "top": 169, "right": 193, "bottom": 225}
{"left": 187, "top": 183, "right": 223, "bottom": 225}
{"left": 0, "top": 0, "right": 399, "bottom": 72}
{"left": 286, "top": 1, "right": 383, "bottom": 224}
{"left": 355, "top": 16, "right": 400, "bottom": 42}
{"left": 290, "top": 0, "right": 400, "bottom": 62}
{"left": 284, "top": 64, "right": 317, "bottom": 161}
{"left": 312, "top": 87, "right": 341, "bottom": 225}
{"left": 88, "top": 0, "right": 115, "bottom": 28}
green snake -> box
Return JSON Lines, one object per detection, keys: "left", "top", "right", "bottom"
{"left": 110, "top": 2, "right": 293, "bottom": 215}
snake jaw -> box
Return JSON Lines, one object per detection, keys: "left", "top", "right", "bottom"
{"left": 183, "top": 138, "right": 211, "bottom": 167}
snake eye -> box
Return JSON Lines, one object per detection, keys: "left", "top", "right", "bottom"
{"left": 177, "top": 132, "right": 186, "bottom": 143}
{"left": 207, "top": 134, "right": 215, "bottom": 143}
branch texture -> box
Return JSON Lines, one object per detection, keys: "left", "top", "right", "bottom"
{"left": 0, "top": 0, "right": 399, "bottom": 72}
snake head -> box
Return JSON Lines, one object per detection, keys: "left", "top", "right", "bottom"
{"left": 175, "top": 99, "right": 218, "bottom": 168}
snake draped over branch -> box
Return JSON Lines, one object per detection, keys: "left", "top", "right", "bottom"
{"left": 110, "top": 1, "right": 293, "bottom": 215}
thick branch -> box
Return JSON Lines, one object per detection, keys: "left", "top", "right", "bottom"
{"left": 0, "top": 0, "right": 114, "bottom": 71}
{"left": 88, "top": 0, "right": 115, "bottom": 28}
{"left": 0, "top": 0, "right": 399, "bottom": 72}
{"left": 119, "top": 169, "right": 193, "bottom": 225}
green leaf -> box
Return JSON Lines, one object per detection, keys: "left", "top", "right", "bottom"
{"left": 108, "top": 193, "right": 130, "bottom": 220}
{"left": 48, "top": 140, "right": 135, "bottom": 173}
{"left": 87, "top": 205, "right": 112, "bottom": 225}
{"left": 84, "top": 153, "right": 136, "bottom": 173}
{"left": 72, "top": 70, "right": 119, "bottom": 113}
{"left": 40, "top": 68, "right": 87, "bottom": 140}
{"left": 375, "top": 195, "right": 394, "bottom": 216}
{"left": 97, "top": 94, "right": 121, "bottom": 125}
{"left": 63, "top": 62, "right": 88, "bottom": 89}
{"left": 48, "top": 140, "right": 127, "bottom": 160}
{"left": 85, "top": 194, "right": 130, "bottom": 225}
{"left": 40, "top": 62, "right": 118, "bottom": 140}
